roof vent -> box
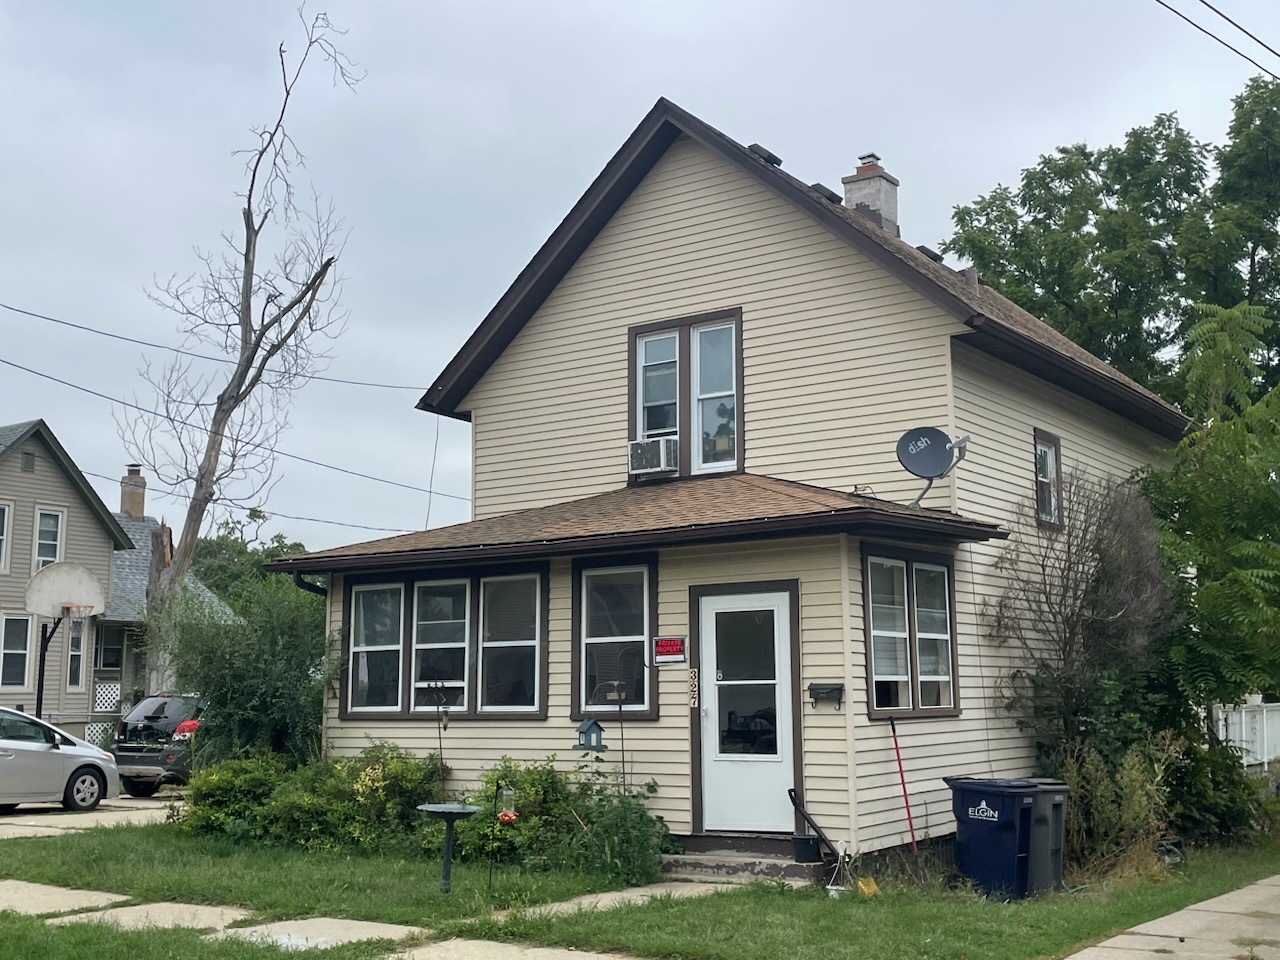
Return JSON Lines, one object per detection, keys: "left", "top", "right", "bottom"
{"left": 810, "top": 183, "right": 842, "bottom": 204}
{"left": 915, "top": 245, "right": 944, "bottom": 264}
{"left": 748, "top": 143, "right": 783, "bottom": 166}
{"left": 20, "top": 450, "right": 35, "bottom": 473}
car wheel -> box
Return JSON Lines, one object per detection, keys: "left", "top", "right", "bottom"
{"left": 120, "top": 778, "right": 160, "bottom": 798}
{"left": 62, "top": 767, "right": 106, "bottom": 812}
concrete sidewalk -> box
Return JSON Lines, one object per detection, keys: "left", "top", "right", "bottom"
{"left": 1067, "top": 875, "right": 1280, "bottom": 959}
{"left": 0, "top": 797, "right": 172, "bottom": 839}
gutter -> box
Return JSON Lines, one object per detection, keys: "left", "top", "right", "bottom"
{"left": 291, "top": 572, "right": 328, "bottom": 598}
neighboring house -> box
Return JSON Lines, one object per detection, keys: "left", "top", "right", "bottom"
{"left": 0, "top": 420, "right": 133, "bottom": 737}
{"left": 87, "top": 465, "right": 234, "bottom": 745}
{"left": 266, "top": 99, "right": 1189, "bottom": 855}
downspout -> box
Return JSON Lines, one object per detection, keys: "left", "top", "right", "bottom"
{"left": 291, "top": 572, "right": 328, "bottom": 598}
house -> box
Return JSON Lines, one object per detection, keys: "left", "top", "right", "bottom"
{"left": 0, "top": 420, "right": 132, "bottom": 737}
{"left": 87, "top": 465, "right": 233, "bottom": 745}
{"left": 265, "top": 99, "right": 1188, "bottom": 855}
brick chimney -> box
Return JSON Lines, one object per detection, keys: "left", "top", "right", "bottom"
{"left": 842, "top": 152, "right": 899, "bottom": 236}
{"left": 120, "top": 464, "right": 146, "bottom": 519}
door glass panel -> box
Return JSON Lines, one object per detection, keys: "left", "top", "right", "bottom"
{"left": 714, "top": 610, "right": 775, "bottom": 681}
{"left": 717, "top": 684, "right": 777, "bottom": 755}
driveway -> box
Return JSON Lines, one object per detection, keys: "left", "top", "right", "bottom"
{"left": 0, "top": 796, "right": 172, "bottom": 838}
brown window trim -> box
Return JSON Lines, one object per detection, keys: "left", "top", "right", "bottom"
{"left": 627, "top": 306, "right": 745, "bottom": 480}
{"left": 337, "top": 563, "right": 551, "bottom": 722}
{"left": 1032, "top": 428, "right": 1064, "bottom": 530}
{"left": 861, "top": 543, "right": 961, "bottom": 722}
{"left": 570, "top": 553, "right": 660, "bottom": 722}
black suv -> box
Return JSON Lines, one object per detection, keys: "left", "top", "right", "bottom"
{"left": 110, "top": 694, "right": 203, "bottom": 798}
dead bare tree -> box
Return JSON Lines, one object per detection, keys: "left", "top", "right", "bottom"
{"left": 988, "top": 469, "right": 1178, "bottom": 764}
{"left": 118, "top": 10, "right": 360, "bottom": 681}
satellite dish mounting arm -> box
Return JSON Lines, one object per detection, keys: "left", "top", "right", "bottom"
{"left": 907, "top": 435, "right": 969, "bottom": 509}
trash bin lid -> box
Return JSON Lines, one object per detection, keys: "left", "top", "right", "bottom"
{"left": 943, "top": 776, "right": 1039, "bottom": 792}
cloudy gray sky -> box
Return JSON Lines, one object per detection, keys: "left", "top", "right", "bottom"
{"left": 2, "top": 0, "right": 1277, "bottom": 550}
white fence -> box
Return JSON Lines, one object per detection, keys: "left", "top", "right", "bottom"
{"left": 1213, "top": 702, "right": 1280, "bottom": 769}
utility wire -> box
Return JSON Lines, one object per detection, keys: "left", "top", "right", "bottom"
{"left": 0, "top": 300, "right": 422, "bottom": 391}
{"left": 1194, "top": 0, "right": 1280, "bottom": 63}
{"left": 1150, "top": 0, "right": 1280, "bottom": 81}
{"left": 80, "top": 468, "right": 414, "bottom": 533}
{"left": 0, "top": 354, "right": 471, "bottom": 502}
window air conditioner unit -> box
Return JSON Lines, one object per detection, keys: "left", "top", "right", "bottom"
{"left": 629, "top": 437, "right": 678, "bottom": 476}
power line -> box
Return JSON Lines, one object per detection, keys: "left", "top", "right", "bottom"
{"left": 80, "top": 468, "right": 414, "bottom": 533}
{"left": 0, "top": 354, "right": 471, "bottom": 502}
{"left": 1194, "top": 0, "right": 1280, "bottom": 63}
{"left": 0, "top": 299, "right": 422, "bottom": 391}
{"left": 1150, "top": 0, "right": 1280, "bottom": 81}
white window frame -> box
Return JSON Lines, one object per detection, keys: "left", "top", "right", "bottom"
{"left": 478, "top": 573, "right": 541, "bottom": 713}
{"left": 580, "top": 565, "right": 650, "bottom": 713}
{"left": 0, "top": 500, "right": 11, "bottom": 575}
{"left": 912, "top": 563, "right": 953, "bottom": 709}
{"left": 691, "top": 321, "right": 738, "bottom": 474}
{"left": 637, "top": 331, "right": 680, "bottom": 442}
{"left": 33, "top": 506, "right": 65, "bottom": 573}
{"left": 1035, "top": 432, "right": 1061, "bottom": 525}
{"left": 348, "top": 583, "right": 404, "bottom": 713}
{"left": 412, "top": 579, "right": 470, "bottom": 712}
{"left": 0, "top": 614, "right": 33, "bottom": 691}
{"left": 868, "top": 557, "right": 912, "bottom": 711}
{"left": 66, "top": 614, "right": 87, "bottom": 692}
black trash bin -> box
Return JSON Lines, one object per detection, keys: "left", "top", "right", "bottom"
{"left": 1026, "top": 778, "right": 1070, "bottom": 895}
{"left": 944, "top": 777, "right": 1038, "bottom": 900}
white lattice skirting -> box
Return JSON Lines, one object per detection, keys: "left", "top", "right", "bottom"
{"left": 94, "top": 682, "right": 122, "bottom": 714}
{"left": 85, "top": 722, "right": 113, "bottom": 746}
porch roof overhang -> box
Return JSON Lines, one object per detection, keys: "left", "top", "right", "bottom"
{"left": 263, "top": 473, "right": 1005, "bottom": 575}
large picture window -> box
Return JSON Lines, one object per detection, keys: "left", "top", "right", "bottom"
{"left": 1, "top": 615, "right": 31, "bottom": 689}
{"left": 865, "top": 550, "right": 957, "bottom": 718}
{"left": 631, "top": 308, "right": 741, "bottom": 477}
{"left": 349, "top": 585, "right": 403, "bottom": 711}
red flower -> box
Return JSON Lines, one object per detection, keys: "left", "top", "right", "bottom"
{"left": 497, "top": 810, "right": 519, "bottom": 825}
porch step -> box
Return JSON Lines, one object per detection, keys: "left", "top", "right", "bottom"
{"left": 661, "top": 852, "right": 825, "bottom": 885}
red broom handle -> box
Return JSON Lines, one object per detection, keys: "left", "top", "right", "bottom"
{"left": 889, "top": 717, "right": 919, "bottom": 855}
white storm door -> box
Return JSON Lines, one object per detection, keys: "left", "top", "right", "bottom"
{"left": 699, "top": 592, "right": 793, "bottom": 832}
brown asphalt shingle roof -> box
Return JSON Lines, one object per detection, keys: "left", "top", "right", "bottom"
{"left": 266, "top": 474, "right": 1003, "bottom": 572}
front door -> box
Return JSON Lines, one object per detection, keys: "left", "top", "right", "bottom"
{"left": 698, "top": 591, "right": 794, "bottom": 832}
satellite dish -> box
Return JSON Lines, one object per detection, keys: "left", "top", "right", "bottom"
{"left": 895, "top": 427, "right": 970, "bottom": 508}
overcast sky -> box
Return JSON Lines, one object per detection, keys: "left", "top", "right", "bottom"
{"left": 2, "top": 0, "right": 1278, "bottom": 551}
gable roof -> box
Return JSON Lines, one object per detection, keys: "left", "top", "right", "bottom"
{"left": 418, "top": 98, "right": 1188, "bottom": 442}
{"left": 0, "top": 420, "right": 133, "bottom": 550}
{"left": 263, "top": 473, "right": 1004, "bottom": 574}
{"left": 101, "top": 512, "right": 235, "bottom": 623}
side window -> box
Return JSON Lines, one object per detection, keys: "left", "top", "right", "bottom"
{"left": 0, "top": 502, "right": 9, "bottom": 573}
{"left": 66, "top": 617, "right": 85, "bottom": 690}
{"left": 580, "top": 566, "right": 650, "bottom": 713}
{"left": 0, "top": 615, "right": 31, "bottom": 689}
{"left": 348, "top": 585, "right": 403, "bottom": 711}
{"left": 0, "top": 713, "right": 50, "bottom": 743}
{"left": 35, "top": 508, "right": 63, "bottom": 570}
{"left": 479, "top": 575, "right": 540, "bottom": 711}
{"left": 1034, "top": 430, "right": 1062, "bottom": 526}
{"left": 866, "top": 551, "right": 957, "bottom": 718}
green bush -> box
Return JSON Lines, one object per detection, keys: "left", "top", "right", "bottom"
{"left": 1165, "top": 742, "right": 1264, "bottom": 843}
{"left": 183, "top": 744, "right": 445, "bottom": 852}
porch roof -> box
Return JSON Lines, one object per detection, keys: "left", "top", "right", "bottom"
{"left": 263, "top": 473, "right": 1005, "bottom": 574}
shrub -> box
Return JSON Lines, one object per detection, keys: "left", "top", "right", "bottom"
{"left": 1165, "top": 741, "right": 1264, "bottom": 843}
{"left": 183, "top": 744, "right": 446, "bottom": 852}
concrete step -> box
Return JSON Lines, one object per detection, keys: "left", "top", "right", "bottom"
{"left": 661, "top": 852, "right": 825, "bottom": 885}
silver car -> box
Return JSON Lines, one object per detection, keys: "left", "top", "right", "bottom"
{"left": 0, "top": 706, "right": 120, "bottom": 812}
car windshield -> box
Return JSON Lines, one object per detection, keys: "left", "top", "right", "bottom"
{"left": 123, "top": 696, "right": 201, "bottom": 733}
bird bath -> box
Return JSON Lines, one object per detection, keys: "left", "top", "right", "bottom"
{"left": 418, "top": 803, "right": 482, "bottom": 893}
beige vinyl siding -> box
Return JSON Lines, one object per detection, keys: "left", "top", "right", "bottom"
{"left": 462, "top": 134, "right": 960, "bottom": 520}
{"left": 323, "top": 537, "right": 848, "bottom": 837}
{"left": 0, "top": 435, "right": 114, "bottom": 726}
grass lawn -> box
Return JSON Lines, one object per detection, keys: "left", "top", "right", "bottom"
{"left": 0, "top": 823, "right": 610, "bottom": 925}
{"left": 455, "top": 836, "right": 1280, "bottom": 960}
{"left": 0, "top": 912, "right": 392, "bottom": 960}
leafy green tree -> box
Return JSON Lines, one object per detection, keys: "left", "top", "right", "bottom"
{"left": 943, "top": 114, "right": 1208, "bottom": 393}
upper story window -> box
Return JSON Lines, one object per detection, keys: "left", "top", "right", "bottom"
{"left": 34, "top": 508, "right": 63, "bottom": 570}
{"left": 0, "top": 502, "right": 10, "bottom": 574}
{"left": 631, "top": 307, "right": 741, "bottom": 476}
{"left": 1034, "top": 430, "right": 1062, "bottom": 526}
{"left": 865, "top": 548, "right": 958, "bottom": 719}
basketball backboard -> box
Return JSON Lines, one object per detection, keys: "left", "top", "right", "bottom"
{"left": 24, "top": 561, "right": 107, "bottom": 619}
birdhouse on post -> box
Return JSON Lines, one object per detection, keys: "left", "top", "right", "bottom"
{"left": 575, "top": 718, "right": 607, "bottom": 752}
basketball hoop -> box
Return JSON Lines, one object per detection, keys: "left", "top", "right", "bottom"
{"left": 64, "top": 604, "right": 95, "bottom": 633}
